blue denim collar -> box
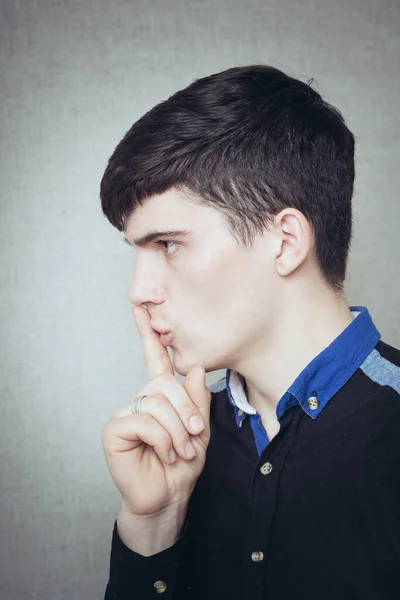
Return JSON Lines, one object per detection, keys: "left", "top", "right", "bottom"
{"left": 226, "top": 306, "right": 381, "bottom": 426}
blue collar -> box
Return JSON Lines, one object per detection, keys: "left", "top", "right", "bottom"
{"left": 226, "top": 306, "right": 381, "bottom": 426}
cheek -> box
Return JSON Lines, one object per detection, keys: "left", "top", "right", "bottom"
{"left": 180, "top": 244, "right": 259, "bottom": 337}
{"left": 188, "top": 246, "right": 239, "bottom": 303}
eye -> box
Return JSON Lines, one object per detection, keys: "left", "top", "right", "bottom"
{"left": 157, "top": 240, "right": 180, "bottom": 257}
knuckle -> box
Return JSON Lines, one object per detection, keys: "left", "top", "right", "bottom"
{"left": 102, "top": 418, "right": 114, "bottom": 434}
{"left": 101, "top": 422, "right": 114, "bottom": 446}
{"left": 138, "top": 411, "right": 152, "bottom": 425}
{"left": 147, "top": 393, "right": 168, "bottom": 410}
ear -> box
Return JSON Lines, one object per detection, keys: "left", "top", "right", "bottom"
{"left": 274, "top": 209, "right": 312, "bottom": 277}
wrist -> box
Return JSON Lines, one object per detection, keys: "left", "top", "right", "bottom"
{"left": 117, "top": 503, "right": 188, "bottom": 556}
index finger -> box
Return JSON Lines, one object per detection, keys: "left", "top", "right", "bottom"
{"left": 132, "top": 306, "right": 174, "bottom": 379}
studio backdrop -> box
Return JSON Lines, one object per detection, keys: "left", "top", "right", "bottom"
{"left": 0, "top": 0, "right": 399, "bottom": 598}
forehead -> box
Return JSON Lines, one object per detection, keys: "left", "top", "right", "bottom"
{"left": 124, "top": 188, "right": 225, "bottom": 240}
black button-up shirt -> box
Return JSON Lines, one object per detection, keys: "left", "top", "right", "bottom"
{"left": 105, "top": 306, "right": 400, "bottom": 599}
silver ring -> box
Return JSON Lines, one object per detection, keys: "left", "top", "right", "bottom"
{"left": 131, "top": 394, "right": 147, "bottom": 414}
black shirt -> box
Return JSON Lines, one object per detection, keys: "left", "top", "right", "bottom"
{"left": 104, "top": 306, "right": 400, "bottom": 599}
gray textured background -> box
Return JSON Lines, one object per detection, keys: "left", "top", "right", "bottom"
{"left": 0, "top": 0, "right": 399, "bottom": 598}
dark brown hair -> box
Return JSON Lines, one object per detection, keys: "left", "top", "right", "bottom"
{"left": 100, "top": 65, "right": 355, "bottom": 291}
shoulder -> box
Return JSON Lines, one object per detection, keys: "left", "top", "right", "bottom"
{"left": 374, "top": 339, "right": 400, "bottom": 367}
{"left": 359, "top": 339, "right": 400, "bottom": 397}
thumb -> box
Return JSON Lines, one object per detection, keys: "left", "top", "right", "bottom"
{"left": 183, "top": 364, "right": 211, "bottom": 432}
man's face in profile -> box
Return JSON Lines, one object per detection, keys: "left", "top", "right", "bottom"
{"left": 123, "top": 187, "right": 279, "bottom": 376}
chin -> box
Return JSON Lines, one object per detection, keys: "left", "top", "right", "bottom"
{"left": 169, "top": 352, "right": 190, "bottom": 376}
{"left": 171, "top": 350, "right": 215, "bottom": 378}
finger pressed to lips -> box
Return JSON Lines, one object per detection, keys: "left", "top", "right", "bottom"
{"left": 128, "top": 305, "right": 209, "bottom": 462}
{"left": 132, "top": 306, "right": 174, "bottom": 379}
{"left": 131, "top": 307, "right": 207, "bottom": 434}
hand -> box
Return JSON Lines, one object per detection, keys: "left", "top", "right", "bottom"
{"left": 101, "top": 305, "right": 212, "bottom": 519}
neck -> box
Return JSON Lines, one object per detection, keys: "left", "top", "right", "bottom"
{"left": 231, "top": 284, "right": 354, "bottom": 417}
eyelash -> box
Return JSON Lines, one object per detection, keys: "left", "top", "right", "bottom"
{"left": 157, "top": 240, "right": 180, "bottom": 257}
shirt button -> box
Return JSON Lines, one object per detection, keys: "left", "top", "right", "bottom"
{"left": 238, "top": 409, "right": 244, "bottom": 417}
{"left": 251, "top": 550, "right": 264, "bottom": 562}
{"left": 153, "top": 580, "right": 167, "bottom": 593}
{"left": 307, "top": 395, "right": 320, "bottom": 410}
{"left": 260, "top": 461, "right": 273, "bottom": 475}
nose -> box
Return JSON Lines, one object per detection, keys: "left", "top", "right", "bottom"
{"left": 128, "top": 282, "right": 158, "bottom": 308}
{"left": 127, "top": 265, "right": 165, "bottom": 308}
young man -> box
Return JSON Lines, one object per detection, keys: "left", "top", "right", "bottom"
{"left": 100, "top": 65, "right": 400, "bottom": 599}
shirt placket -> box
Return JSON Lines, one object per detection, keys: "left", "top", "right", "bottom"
{"left": 240, "top": 407, "right": 302, "bottom": 599}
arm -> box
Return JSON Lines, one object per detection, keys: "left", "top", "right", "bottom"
{"left": 104, "top": 511, "right": 189, "bottom": 600}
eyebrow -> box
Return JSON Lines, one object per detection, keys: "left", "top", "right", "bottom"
{"left": 123, "top": 229, "right": 192, "bottom": 248}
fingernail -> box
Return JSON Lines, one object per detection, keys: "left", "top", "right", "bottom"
{"left": 169, "top": 448, "right": 177, "bottom": 463}
{"left": 189, "top": 415, "right": 205, "bottom": 433}
{"left": 186, "top": 440, "right": 196, "bottom": 458}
